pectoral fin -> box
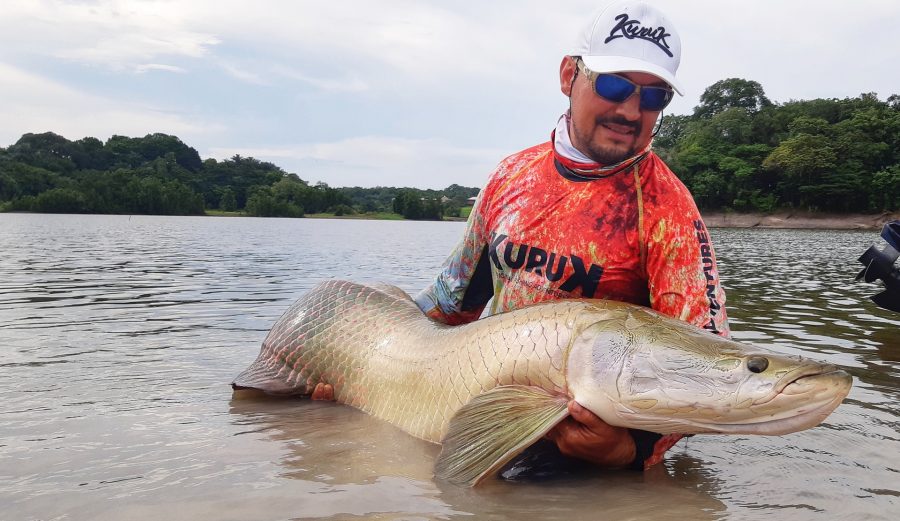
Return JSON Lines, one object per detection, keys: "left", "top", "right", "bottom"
{"left": 434, "top": 385, "right": 569, "bottom": 486}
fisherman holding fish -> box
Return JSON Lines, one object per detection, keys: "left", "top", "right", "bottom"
{"left": 310, "top": 1, "right": 730, "bottom": 473}
{"left": 235, "top": 4, "right": 852, "bottom": 483}
{"left": 413, "top": 0, "right": 730, "bottom": 473}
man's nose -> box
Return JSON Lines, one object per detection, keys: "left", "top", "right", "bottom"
{"left": 616, "top": 93, "right": 642, "bottom": 121}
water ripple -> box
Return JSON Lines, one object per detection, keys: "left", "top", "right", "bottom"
{"left": 0, "top": 215, "right": 897, "bottom": 520}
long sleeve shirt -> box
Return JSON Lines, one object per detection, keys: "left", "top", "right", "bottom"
{"left": 415, "top": 139, "right": 730, "bottom": 338}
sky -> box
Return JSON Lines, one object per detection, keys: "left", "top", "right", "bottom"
{"left": 1, "top": 0, "right": 898, "bottom": 190}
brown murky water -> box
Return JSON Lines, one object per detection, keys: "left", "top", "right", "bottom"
{"left": 1, "top": 214, "right": 897, "bottom": 520}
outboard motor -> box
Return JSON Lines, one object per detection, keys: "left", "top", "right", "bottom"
{"left": 856, "top": 220, "right": 900, "bottom": 312}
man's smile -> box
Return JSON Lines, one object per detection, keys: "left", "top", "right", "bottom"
{"left": 597, "top": 119, "right": 640, "bottom": 142}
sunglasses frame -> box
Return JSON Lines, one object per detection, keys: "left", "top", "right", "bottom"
{"left": 575, "top": 58, "right": 674, "bottom": 112}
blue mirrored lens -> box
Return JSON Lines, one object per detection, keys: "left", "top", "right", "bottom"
{"left": 593, "top": 73, "right": 673, "bottom": 111}
{"left": 593, "top": 74, "right": 635, "bottom": 103}
{"left": 640, "top": 87, "right": 673, "bottom": 111}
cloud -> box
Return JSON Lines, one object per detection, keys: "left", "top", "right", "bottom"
{"left": 1, "top": 0, "right": 899, "bottom": 191}
{"left": 0, "top": 62, "right": 223, "bottom": 146}
{"left": 1, "top": 0, "right": 219, "bottom": 71}
{"left": 668, "top": 0, "right": 900, "bottom": 112}
{"left": 269, "top": 65, "right": 369, "bottom": 93}
{"left": 55, "top": 31, "right": 220, "bottom": 70}
{"left": 207, "top": 136, "right": 508, "bottom": 189}
{"left": 135, "top": 64, "right": 187, "bottom": 74}
{"left": 217, "top": 60, "right": 269, "bottom": 85}
{"left": 173, "top": 0, "right": 564, "bottom": 93}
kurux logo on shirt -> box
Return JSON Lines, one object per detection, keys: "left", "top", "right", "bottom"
{"left": 605, "top": 13, "right": 673, "bottom": 57}
{"left": 488, "top": 233, "right": 604, "bottom": 297}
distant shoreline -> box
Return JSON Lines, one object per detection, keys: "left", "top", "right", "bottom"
{"left": 4, "top": 210, "right": 897, "bottom": 229}
{"left": 702, "top": 211, "right": 899, "bottom": 230}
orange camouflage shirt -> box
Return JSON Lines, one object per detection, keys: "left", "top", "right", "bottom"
{"left": 416, "top": 138, "right": 730, "bottom": 338}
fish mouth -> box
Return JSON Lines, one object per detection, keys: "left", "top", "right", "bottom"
{"left": 624, "top": 368, "right": 853, "bottom": 436}
{"left": 780, "top": 369, "right": 852, "bottom": 395}
{"left": 711, "top": 368, "right": 853, "bottom": 435}
{"left": 754, "top": 365, "right": 848, "bottom": 406}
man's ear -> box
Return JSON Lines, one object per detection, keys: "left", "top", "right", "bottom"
{"left": 560, "top": 56, "right": 577, "bottom": 97}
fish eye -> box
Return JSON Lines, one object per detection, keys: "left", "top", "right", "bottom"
{"left": 747, "top": 356, "right": 769, "bottom": 373}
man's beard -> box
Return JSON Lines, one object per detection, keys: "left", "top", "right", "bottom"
{"left": 571, "top": 116, "right": 642, "bottom": 165}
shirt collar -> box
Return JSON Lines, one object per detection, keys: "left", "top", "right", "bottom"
{"left": 552, "top": 113, "right": 650, "bottom": 178}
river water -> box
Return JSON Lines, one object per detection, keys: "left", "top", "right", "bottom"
{"left": 1, "top": 214, "right": 897, "bottom": 521}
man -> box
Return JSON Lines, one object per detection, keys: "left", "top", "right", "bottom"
{"left": 413, "top": 0, "right": 730, "bottom": 472}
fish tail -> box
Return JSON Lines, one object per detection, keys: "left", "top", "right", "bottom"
{"left": 231, "top": 354, "right": 309, "bottom": 396}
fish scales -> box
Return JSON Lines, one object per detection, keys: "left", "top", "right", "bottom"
{"left": 233, "top": 279, "right": 852, "bottom": 479}
{"left": 235, "top": 280, "right": 572, "bottom": 442}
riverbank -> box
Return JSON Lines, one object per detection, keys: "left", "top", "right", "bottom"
{"left": 702, "top": 211, "right": 899, "bottom": 230}
{"left": 225, "top": 210, "right": 897, "bottom": 229}
{"left": 204, "top": 210, "right": 405, "bottom": 220}
{"left": 204, "top": 210, "right": 464, "bottom": 221}
{"left": 6, "top": 209, "right": 894, "bottom": 229}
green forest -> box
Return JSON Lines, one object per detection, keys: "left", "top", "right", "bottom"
{"left": 0, "top": 132, "right": 478, "bottom": 219}
{"left": 654, "top": 78, "right": 899, "bottom": 213}
{"left": 1, "top": 77, "right": 897, "bottom": 218}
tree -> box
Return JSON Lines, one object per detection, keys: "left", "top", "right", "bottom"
{"left": 0, "top": 172, "right": 19, "bottom": 201}
{"left": 393, "top": 189, "right": 424, "bottom": 219}
{"left": 694, "top": 78, "right": 772, "bottom": 119}
{"left": 390, "top": 189, "right": 443, "bottom": 220}
{"left": 870, "top": 165, "right": 900, "bottom": 211}
{"left": 763, "top": 134, "right": 838, "bottom": 209}
{"left": 889, "top": 94, "right": 900, "bottom": 111}
{"left": 422, "top": 197, "right": 443, "bottom": 220}
{"left": 32, "top": 188, "right": 87, "bottom": 213}
{"left": 245, "top": 186, "right": 303, "bottom": 217}
{"left": 653, "top": 114, "right": 691, "bottom": 151}
{"left": 71, "top": 137, "right": 112, "bottom": 170}
{"left": 105, "top": 133, "right": 202, "bottom": 172}
{"left": 1, "top": 163, "right": 60, "bottom": 196}
{"left": 218, "top": 187, "right": 237, "bottom": 211}
{"left": 198, "top": 155, "right": 286, "bottom": 208}
{"left": 330, "top": 204, "right": 354, "bottom": 216}
{"left": 6, "top": 132, "right": 78, "bottom": 173}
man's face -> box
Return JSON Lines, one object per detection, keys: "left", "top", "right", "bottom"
{"left": 560, "top": 57, "right": 668, "bottom": 165}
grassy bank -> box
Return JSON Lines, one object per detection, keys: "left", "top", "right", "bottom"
{"left": 204, "top": 210, "right": 472, "bottom": 221}
{"left": 205, "top": 209, "right": 246, "bottom": 217}
{"left": 304, "top": 212, "right": 405, "bottom": 220}
{"left": 203, "top": 210, "right": 404, "bottom": 219}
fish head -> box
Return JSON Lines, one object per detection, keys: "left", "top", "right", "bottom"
{"left": 566, "top": 302, "right": 853, "bottom": 436}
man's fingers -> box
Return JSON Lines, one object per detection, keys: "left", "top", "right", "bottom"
{"left": 310, "top": 383, "right": 335, "bottom": 401}
{"left": 567, "top": 401, "right": 610, "bottom": 431}
{"left": 546, "top": 416, "right": 574, "bottom": 442}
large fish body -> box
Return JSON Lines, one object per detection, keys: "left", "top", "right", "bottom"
{"left": 233, "top": 280, "right": 852, "bottom": 484}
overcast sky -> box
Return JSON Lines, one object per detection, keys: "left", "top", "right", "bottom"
{"left": 1, "top": 0, "right": 898, "bottom": 189}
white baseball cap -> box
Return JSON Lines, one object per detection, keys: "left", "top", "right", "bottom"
{"left": 570, "top": 0, "right": 684, "bottom": 95}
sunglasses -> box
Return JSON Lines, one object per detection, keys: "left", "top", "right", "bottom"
{"left": 575, "top": 59, "right": 674, "bottom": 112}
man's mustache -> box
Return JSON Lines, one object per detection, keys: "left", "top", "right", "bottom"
{"left": 595, "top": 116, "right": 641, "bottom": 134}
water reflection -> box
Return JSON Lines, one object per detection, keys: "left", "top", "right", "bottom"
{"left": 229, "top": 393, "right": 460, "bottom": 520}
{"left": 228, "top": 392, "right": 728, "bottom": 521}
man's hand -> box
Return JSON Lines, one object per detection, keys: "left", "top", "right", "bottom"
{"left": 545, "top": 401, "right": 635, "bottom": 468}
{"left": 310, "top": 383, "right": 334, "bottom": 401}
{"left": 310, "top": 387, "right": 635, "bottom": 467}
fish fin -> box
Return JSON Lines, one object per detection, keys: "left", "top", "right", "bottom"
{"left": 434, "top": 385, "right": 569, "bottom": 486}
{"left": 231, "top": 354, "right": 308, "bottom": 396}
